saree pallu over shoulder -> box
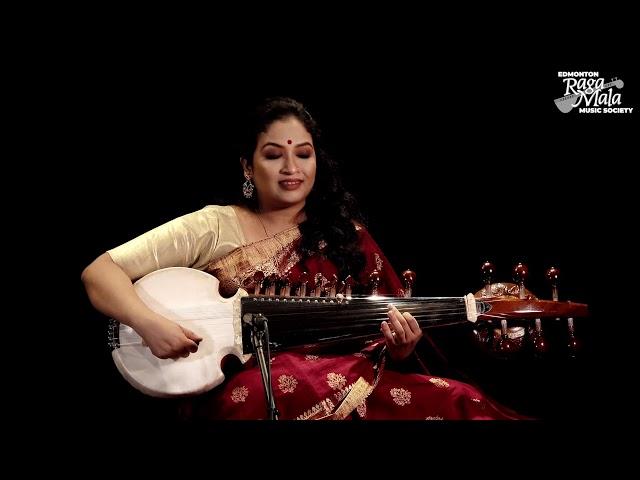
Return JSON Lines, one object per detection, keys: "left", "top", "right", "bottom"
{"left": 205, "top": 226, "right": 302, "bottom": 297}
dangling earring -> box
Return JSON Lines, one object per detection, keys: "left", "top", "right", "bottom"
{"left": 242, "top": 175, "right": 254, "bottom": 199}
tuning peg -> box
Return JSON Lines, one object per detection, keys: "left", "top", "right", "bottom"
{"left": 264, "top": 274, "right": 278, "bottom": 296}
{"left": 252, "top": 271, "right": 265, "bottom": 295}
{"left": 481, "top": 261, "right": 495, "bottom": 297}
{"left": 327, "top": 274, "right": 338, "bottom": 297}
{"left": 497, "top": 319, "right": 515, "bottom": 355}
{"left": 313, "top": 273, "right": 326, "bottom": 297}
{"left": 270, "top": 275, "right": 279, "bottom": 296}
{"left": 274, "top": 275, "right": 285, "bottom": 297}
{"left": 531, "top": 318, "right": 548, "bottom": 356}
{"left": 513, "top": 262, "right": 528, "bottom": 299}
{"left": 567, "top": 317, "right": 579, "bottom": 359}
{"left": 280, "top": 274, "right": 291, "bottom": 297}
{"left": 546, "top": 266, "right": 560, "bottom": 301}
{"left": 281, "top": 273, "right": 292, "bottom": 297}
{"left": 297, "top": 271, "right": 309, "bottom": 297}
{"left": 343, "top": 275, "right": 355, "bottom": 299}
{"left": 368, "top": 270, "right": 381, "bottom": 296}
{"left": 402, "top": 270, "right": 416, "bottom": 298}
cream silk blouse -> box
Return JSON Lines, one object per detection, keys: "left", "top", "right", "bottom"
{"left": 108, "top": 205, "right": 246, "bottom": 281}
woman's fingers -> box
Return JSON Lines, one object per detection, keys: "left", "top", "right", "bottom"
{"left": 387, "top": 305, "right": 409, "bottom": 342}
{"left": 403, "top": 312, "right": 422, "bottom": 337}
{"left": 381, "top": 320, "right": 397, "bottom": 345}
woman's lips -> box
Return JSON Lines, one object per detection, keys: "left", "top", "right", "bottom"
{"left": 279, "top": 180, "right": 303, "bottom": 190}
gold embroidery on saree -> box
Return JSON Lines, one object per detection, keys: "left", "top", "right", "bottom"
{"left": 277, "top": 374, "right": 298, "bottom": 394}
{"left": 331, "top": 377, "right": 373, "bottom": 420}
{"left": 295, "top": 377, "right": 373, "bottom": 420}
{"left": 296, "top": 346, "right": 387, "bottom": 420}
{"left": 296, "top": 399, "right": 336, "bottom": 420}
{"left": 326, "top": 372, "right": 347, "bottom": 390}
{"left": 333, "top": 382, "right": 355, "bottom": 403}
{"left": 231, "top": 386, "right": 249, "bottom": 403}
{"left": 356, "top": 401, "right": 367, "bottom": 418}
{"left": 429, "top": 377, "right": 450, "bottom": 389}
{"left": 205, "top": 226, "right": 301, "bottom": 297}
{"left": 374, "top": 252, "right": 383, "bottom": 271}
{"left": 390, "top": 387, "right": 412, "bottom": 406}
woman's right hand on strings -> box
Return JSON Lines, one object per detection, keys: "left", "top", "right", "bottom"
{"left": 137, "top": 316, "right": 203, "bottom": 359}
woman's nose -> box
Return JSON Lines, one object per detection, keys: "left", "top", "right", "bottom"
{"left": 281, "top": 153, "right": 300, "bottom": 174}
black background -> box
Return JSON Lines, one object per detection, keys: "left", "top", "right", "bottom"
{"left": 71, "top": 38, "right": 635, "bottom": 430}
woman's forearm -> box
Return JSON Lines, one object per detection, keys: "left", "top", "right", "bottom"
{"left": 81, "top": 252, "right": 162, "bottom": 332}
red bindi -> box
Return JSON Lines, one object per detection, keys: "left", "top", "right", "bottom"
{"left": 287, "top": 139, "right": 292, "bottom": 144}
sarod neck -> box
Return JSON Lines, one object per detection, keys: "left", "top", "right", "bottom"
{"left": 240, "top": 296, "right": 470, "bottom": 351}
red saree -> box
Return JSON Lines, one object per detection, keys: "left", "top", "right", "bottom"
{"left": 194, "top": 225, "right": 523, "bottom": 420}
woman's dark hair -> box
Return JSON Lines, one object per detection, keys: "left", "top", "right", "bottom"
{"left": 237, "top": 96, "right": 365, "bottom": 279}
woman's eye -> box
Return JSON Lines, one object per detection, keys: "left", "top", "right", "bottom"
{"left": 265, "top": 153, "right": 281, "bottom": 160}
